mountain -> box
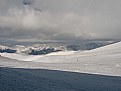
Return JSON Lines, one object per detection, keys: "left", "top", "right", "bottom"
{"left": 0, "top": 41, "right": 121, "bottom": 91}
{"left": 0, "top": 41, "right": 116, "bottom": 55}
{"left": 0, "top": 45, "right": 16, "bottom": 53}
{"left": 0, "top": 41, "right": 121, "bottom": 76}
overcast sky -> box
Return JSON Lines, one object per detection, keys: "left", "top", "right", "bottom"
{"left": 0, "top": 0, "right": 121, "bottom": 43}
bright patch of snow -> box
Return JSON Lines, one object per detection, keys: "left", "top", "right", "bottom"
{"left": 0, "top": 53, "right": 43, "bottom": 61}
{"left": 46, "top": 51, "right": 76, "bottom": 56}
{"left": 0, "top": 51, "right": 76, "bottom": 61}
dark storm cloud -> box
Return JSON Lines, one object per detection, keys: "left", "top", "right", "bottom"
{"left": 0, "top": 0, "right": 121, "bottom": 43}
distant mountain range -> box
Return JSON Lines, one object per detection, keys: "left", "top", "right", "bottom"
{"left": 0, "top": 41, "right": 117, "bottom": 55}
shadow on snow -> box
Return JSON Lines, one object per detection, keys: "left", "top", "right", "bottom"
{"left": 0, "top": 67, "right": 121, "bottom": 91}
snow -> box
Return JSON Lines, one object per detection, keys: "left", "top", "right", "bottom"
{"left": 46, "top": 51, "right": 76, "bottom": 56}
{"left": 0, "top": 42, "right": 121, "bottom": 91}
{"left": 0, "top": 53, "right": 48, "bottom": 62}
{"left": 0, "top": 51, "right": 76, "bottom": 61}
{"left": 0, "top": 42, "right": 121, "bottom": 76}
{"left": 1, "top": 67, "right": 121, "bottom": 91}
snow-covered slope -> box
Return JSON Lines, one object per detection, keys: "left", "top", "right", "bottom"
{"left": 0, "top": 42, "right": 121, "bottom": 91}
{"left": 0, "top": 42, "right": 121, "bottom": 76}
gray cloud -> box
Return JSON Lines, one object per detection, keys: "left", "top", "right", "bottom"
{"left": 0, "top": 0, "right": 121, "bottom": 43}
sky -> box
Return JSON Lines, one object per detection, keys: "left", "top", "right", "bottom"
{"left": 0, "top": 0, "right": 121, "bottom": 44}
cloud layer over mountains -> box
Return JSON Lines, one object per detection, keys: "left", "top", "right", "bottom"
{"left": 0, "top": 0, "right": 121, "bottom": 43}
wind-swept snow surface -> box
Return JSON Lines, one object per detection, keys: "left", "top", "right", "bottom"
{"left": 1, "top": 67, "right": 121, "bottom": 91}
{"left": 0, "top": 42, "right": 121, "bottom": 76}
{"left": 0, "top": 42, "right": 121, "bottom": 91}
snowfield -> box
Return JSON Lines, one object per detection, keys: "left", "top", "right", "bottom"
{"left": 0, "top": 42, "right": 121, "bottom": 91}
{"left": 0, "top": 42, "right": 121, "bottom": 76}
